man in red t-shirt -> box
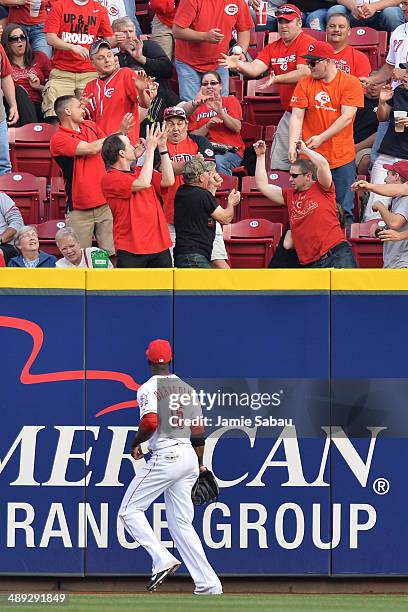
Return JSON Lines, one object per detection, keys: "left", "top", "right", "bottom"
{"left": 254, "top": 138, "right": 356, "bottom": 267}
{"left": 219, "top": 4, "right": 314, "bottom": 170}
{"left": 326, "top": 13, "right": 371, "bottom": 78}
{"left": 83, "top": 39, "right": 155, "bottom": 144}
{"left": 101, "top": 124, "right": 174, "bottom": 268}
{"left": 172, "top": 0, "right": 253, "bottom": 101}
{"left": 50, "top": 95, "right": 131, "bottom": 257}
{"left": 43, "top": 0, "right": 117, "bottom": 119}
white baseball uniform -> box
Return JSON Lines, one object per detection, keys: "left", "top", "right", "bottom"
{"left": 118, "top": 374, "right": 222, "bottom": 594}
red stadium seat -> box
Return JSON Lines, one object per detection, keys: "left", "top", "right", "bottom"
{"left": 230, "top": 122, "right": 263, "bottom": 180}
{"left": 240, "top": 174, "right": 290, "bottom": 224}
{"left": 223, "top": 218, "right": 283, "bottom": 268}
{"left": 35, "top": 219, "right": 66, "bottom": 257}
{"left": 0, "top": 172, "right": 45, "bottom": 224}
{"left": 135, "top": 1, "right": 150, "bottom": 34}
{"left": 349, "top": 27, "right": 388, "bottom": 70}
{"left": 229, "top": 76, "right": 244, "bottom": 101}
{"left": 248, "top": 30, "right": 267, "bottom": 59}
{"left": 353, "top": 174, "right": 368, "bottom": 222}
{"left": 49, "top": 176, "right": 66, "bottom": 220}
{"left": 264, "top": 125, "right": 277, "bottom": 171}
{"left": 243, "top": 76, "right": 284, "bottom": 127}
{"left": 301, "top": 28, "right": 326, "bottom": 41}
{"left": 215, "top": 175, "right": 239, "bottom": 215}
{"left": 350, "top": 220, "right": 383, "bottom": 268}
{"left": 8, "top": 123, "right": 59, "bottom": 182}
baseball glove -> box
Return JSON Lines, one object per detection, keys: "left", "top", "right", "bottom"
{"left": 191, "top": 469, "right": 219, "bottom": 506}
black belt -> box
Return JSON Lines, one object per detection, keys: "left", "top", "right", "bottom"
{"left": 311, "top": 241, "right": 348, "bottom": 265}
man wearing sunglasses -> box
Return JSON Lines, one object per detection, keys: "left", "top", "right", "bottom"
{"left": 289, "top": 40, "right": 363, "bottom": 230}
{"left": 255, "top": 138, "right": 356, "bottom": 267}
{"left": 219, "top": 4, "right": 315, "bottom": 171}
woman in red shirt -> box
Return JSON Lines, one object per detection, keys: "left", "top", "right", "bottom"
{"left": 2, "top": 23, "right": 51, "bottom": 122}
{"left": 189, "top": 70, "right": 244, "bottom": 176}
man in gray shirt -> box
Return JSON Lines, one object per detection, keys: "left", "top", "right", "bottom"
{"left": 352, "top": 160, "right": 408, "bottom": 268}
{"left": 0, "top": 192, "right": 24, "bottom": 264}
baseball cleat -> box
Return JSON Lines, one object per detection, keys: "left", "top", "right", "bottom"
{"left": 146, "top": 563, "right": 180, "bottom": 592}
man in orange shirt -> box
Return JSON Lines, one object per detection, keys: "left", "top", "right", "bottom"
{"left": 289, "top": 40, "right": 363, "bottom": 228}
{"left": 219, "top": 4, "right": 314, "bottom": 170}
{"left": 326, "top": 13, "right": 371, "bottom": 78}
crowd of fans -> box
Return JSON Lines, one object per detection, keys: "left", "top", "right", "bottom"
{"left": 0, "top": 0, "right": 407, "bottom": 269}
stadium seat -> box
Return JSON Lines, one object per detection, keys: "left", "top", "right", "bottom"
{"left": 353, "top": 175, "right": 368, "bottom": 222}
{"left": 223, "top": 218, "right": 283, "bottom": 268}
{"left": 350, "top": 220, "right": 383, "bottom": 268}
{"left": 0, "top": 252, "right": 5, "bottom": 267}
{"left": 240, "top": 174, "right": 290, "bottom": 224}
{"left": 35, "top": 219, "right": 66, "bottom": 257}
{"left": 0, "top": 172, "right": 45, "bottom": 224}
{"left": 8, "top": 123, "right": 59, "bottom": 182}
{"left": 349, "top": 27, "right": 388, "bottom": 70}
{"left": 215, "top": 175, "right": 239, "bottom": 214}
{"left": 264, "top": 125, "right": 277, "bottom": 170}
{"left": 231, "top": 122, "right": 263, "bottom": 181}
{"left": 229, "top": 76, "right": 244, "bottom": 101}
{"left": 248, "top": 30, "right": 266, "bottom": 59}
{"left": 301, "top": 28, "right": 326, "bottom": 41}
{"left": 243, "top": 76, "right": 284, "bottom": 127}
{"left": 49, "top": 176, "right": 66, "bottom": 220}
{"left": 135, "top": 1, "right": 150, "bottom": 34}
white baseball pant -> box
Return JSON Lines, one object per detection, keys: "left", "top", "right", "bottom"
{"left": 118, "top": 443, "right": 222, "bottom": 592}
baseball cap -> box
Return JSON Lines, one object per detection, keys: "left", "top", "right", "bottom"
{"left": 164, "top": 106, "right": 187, "bottom": 121}
{"left": 383, "top": 160, "right": 408, "bottom": 181}
{"left": 146, "top": 339, "right": 172, "bottom": 364}
{"left": 275, "top": 4, "right": 302, "bottom": 20}
{"left": 183, "top": 157, "right": 216, "bottom": 183}
{"left": 302, "top": 41, "right": 336, "bottom": 61}
{"left": 90, "top": 39, "right": 111, "bottom": 56}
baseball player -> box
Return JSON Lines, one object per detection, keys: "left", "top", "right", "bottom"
{"left": 118, "top": 339, "right": 222, "bottom": 595}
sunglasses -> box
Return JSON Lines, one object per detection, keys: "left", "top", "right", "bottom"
{"left": 202, "top": 80, "right": 220, "bottom": 86}
{"left": 289, "top": 172, "right": 307, "bottom": 178}
{"left": 306, "top": 58, "right": 325, "bottom": 67}
{"left": 9, "top": 34, "right": 27, "bottom": 42}
{"left": 276, "top": 7, "right": 297, "bottom": 15}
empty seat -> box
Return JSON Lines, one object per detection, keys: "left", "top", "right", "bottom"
{"left": 243, "top": 76, "right": 284, "bottom": 127}
{"left": 301, "top": 28, "right": 326, "bottom": 40}
{"left": 240, "top": 174, "right": 290, "bottom": 224}
{"left": 49, "top": 176, "right": 66, "bottom": 220}
{"left": 36, "top": 219, "right": 66, "bottom": 256}
{"left": 349, "top": 27, "right": 388, "bottom": 70}
{"left": 8, "top": 123, "right": 59, "bottom": 182}
{"left": 248, "top": 30, "right": 267, "bottom": 59}
{"left": 350, "top": 220, "right": 383, "bottom": 268}
{"left": 223, "top": 218, "right": 283, "bottom": 268}
{"left": 0, "top": 172, "right": 45, "bottom": 224}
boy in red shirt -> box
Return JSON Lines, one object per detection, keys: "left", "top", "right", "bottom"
{"left": 42, "top": 0, "right": 116, "bottom": 119}
{"left": 254, "top": 138, "right": 356, "bottom": 268}
{"left": 101, "top": 124, "right": 174, "bottom": 268}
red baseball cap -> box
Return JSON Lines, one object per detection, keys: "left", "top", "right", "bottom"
{"left": 302, "top": 41, "right": 336, "bottom": 61}
{"left": 275, "top": 4, "right": 302, "bottom": 20}
{"left": 146, "top": 339, "right": 172, "bottom": 364}
{"left": 383, "top": 160, "right": 408, "bottom": 181}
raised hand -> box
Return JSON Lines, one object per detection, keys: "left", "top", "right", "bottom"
{"left": 120, "top": 112, "right": 136, "bottom": 135}
{"left": 379, "top": 84, "right": 393, "bottom": 102}
{"left": 253, "top": 140, "right": 267, "bottom": 156}
{"left": 218, "top": 53, "right": 239, "bottom": 69}
{"left": 144, "top": 123, "right": 161, "bottom": 150}
{"left": 157, "top": 122, "right": 170, "bottom": 149}
{"left": 228, "top": 188, "right": 241, "bottom": 207}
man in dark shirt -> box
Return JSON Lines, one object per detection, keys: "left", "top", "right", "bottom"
{"left": 354, "top": 73, "right": 383, "bottom": 175}
{"left": 174, "top": 157, "right": 240, "bottom": 268}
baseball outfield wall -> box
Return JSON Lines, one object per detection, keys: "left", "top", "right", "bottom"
{"left": 0, "top": 269, "right": 406, "bottom": 576}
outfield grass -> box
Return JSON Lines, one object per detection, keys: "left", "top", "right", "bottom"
{"left": 2, "top": 594, "right": 408, "bottom": 612}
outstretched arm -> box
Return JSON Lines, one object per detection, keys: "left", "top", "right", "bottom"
{"left": 254, "top": 140, "right": 284, "bottom": 204}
